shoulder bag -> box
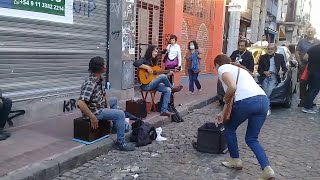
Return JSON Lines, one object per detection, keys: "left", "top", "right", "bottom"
{"left": 223, "top": 68, "right": 240, "bottom": 124}
{"left": 164, "top": 45, "right": 178, "bottom": 69}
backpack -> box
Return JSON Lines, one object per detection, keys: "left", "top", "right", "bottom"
{"left": 167, "top": 104, "right": 184, "bottom": 123}
{"left": 130, "top": 120, "right": 156, "bottom": 147}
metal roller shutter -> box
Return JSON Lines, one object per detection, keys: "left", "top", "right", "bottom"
{"left": 0, "top": 0, "right": 107, "bottom": 102}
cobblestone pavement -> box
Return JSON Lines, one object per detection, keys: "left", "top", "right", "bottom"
{"left": 55, "top": 95, "right": 320, "bottom": 180}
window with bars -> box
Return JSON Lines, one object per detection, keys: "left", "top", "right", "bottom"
{"left": 183, "top": 0, "right": 212, "bottom": 20}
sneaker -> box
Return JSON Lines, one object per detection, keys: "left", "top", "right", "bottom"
{"left": 186, "top": 92, "right": 194, "bottom": 95}
{"left": 221, "top": 158, "right": 243, "bottom": 170}
{"left": 115, "top": 142, "right": 135, "bottom": 151}
{"left": 267, "top": 110, "right": 271, "bottom": 116}
{"left": 302, "top": 108, "right": 318, "bottom": 114}
{"left": 258, "top": 166, "right": 275, "bottom": 180}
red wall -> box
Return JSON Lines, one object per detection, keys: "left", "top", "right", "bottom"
{"left": 163, "top": 0, "right": 225, "bottom": 84}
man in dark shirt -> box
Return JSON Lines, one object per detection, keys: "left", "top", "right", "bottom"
{"left": 230, "top": 40, "right": 254, "bottom": 72}
{"left": 258, "top": 43, "right": 288, "bottom": 115}
{"left": 77, "top": 56, "right": 135, "bottom": 151}
{"left": 302, "top": 44, "right": 320, "bottom": 114}
{"left": 133, "top": 45, "right": 183, "bottom": 116}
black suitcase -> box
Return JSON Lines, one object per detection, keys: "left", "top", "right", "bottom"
{"left": 193, "top": 122, "right": 228, "bottom": 154}
{"left": 126, "top": 99, "right": 147, "bottom": 118}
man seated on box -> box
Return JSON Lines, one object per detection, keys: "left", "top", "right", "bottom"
{"left": 77, "top": 56, "right": 135, "bottom": 151}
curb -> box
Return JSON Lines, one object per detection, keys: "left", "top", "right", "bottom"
{"left": 1, "top": 96, "right": 216, "bottom": 180}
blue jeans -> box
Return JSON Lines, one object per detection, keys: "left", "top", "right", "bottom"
{"left": 108, "top": 96, "right": 121, "bottom": 109}
{"left": 96, "top": 97, "right": 126, "bottom": 144}
{"left": 141, "top": 74, "right": 172, "bottom": 113}
{"left": 262, "top": 73, "right": 278, "bottom": 98}
{"left": 224, "top": 95, "right": 270, "bottom": 169}
{"left": 188, "top": 69, "right": 201, "bottom": 92}
{"left": 304, "top": 72, "right": 320, "bottom": 109}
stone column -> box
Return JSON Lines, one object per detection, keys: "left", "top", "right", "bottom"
{"left": 250, "top": 0, "right": 262, "bottom": 43}
{"left": 109, "top": 0, "right": 136, "bottom": 90}
{"left": 227, "top": 11, "right": 241, "bottom": 56}
{"left": 258, "top": 0, "right": 268, "bottom": 39}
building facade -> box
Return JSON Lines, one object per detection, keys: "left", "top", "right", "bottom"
{"left": 277, "top": 0, "right": 312, "bottom": 44}
{"left": 0, "top": 0, "right": 225, "bottom": 125}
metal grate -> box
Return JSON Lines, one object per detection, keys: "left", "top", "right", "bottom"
{"left": 183, "top": 0, "right": 213, "bottom": 20}
{"left": 134, "top": 0, "right": 164, "bottom": 84}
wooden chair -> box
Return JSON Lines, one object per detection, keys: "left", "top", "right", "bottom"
{"left": 140, "top": 89, "right": 157, "bottom": 112}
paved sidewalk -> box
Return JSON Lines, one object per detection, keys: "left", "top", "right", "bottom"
{"left": 0, "top": 74, "right": 217, "bottom": 179}
{"left": 54, "top": 93, "right": 320, "bottom": 180}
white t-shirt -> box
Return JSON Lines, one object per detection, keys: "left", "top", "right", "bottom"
{"left": 166, "top": 44, "right": 182, "bottom": 66}
{"left": 218, "top": 64, "right": 266, "bottom": 102}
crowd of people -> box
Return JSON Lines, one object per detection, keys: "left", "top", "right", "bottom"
{"left": 1, "top": 28, "right": 319, "bottom": 180}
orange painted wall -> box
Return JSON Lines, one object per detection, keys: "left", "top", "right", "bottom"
{"left": 211, "top": 0, "right": 225, "bottom": 75}
{"left": 162, "top": 0, "right": 184, "bottom": 85}
{"left": 163, "top": 0, "right": 225, "bottom": 82}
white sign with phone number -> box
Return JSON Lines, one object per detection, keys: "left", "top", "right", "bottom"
{"left": 0, "top": 0, "right": 73, "bottom": 24}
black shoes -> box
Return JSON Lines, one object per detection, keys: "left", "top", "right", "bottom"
{"left": 160, "top": 111, "right": 175, "bottom": 116}
{"left": 115, "top": 142, "right": 135, "bottom": 151}
{"left": 172, "top": 85, "right": 183, "bottom": 93}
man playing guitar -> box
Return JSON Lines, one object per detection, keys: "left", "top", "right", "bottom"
{"left": 134, "top": 45, "right": 183, "bottom": 116}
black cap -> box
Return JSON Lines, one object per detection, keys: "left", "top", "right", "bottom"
{"left": 89, "top": 56, "right": 105, "bottom": 73}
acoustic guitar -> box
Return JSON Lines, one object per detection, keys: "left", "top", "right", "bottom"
{"left": 138, "top": 65, "right": 181, "bottom": 85}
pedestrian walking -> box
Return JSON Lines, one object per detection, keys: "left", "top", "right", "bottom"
{"left": 295, "top": 27, "right": 320, "bottom": 107}
{"left": 302, "top": 43, "right": 320, "bottom": 114}
{"left": 185, "top": 40, "right": 202, "bottom": 95}
{"left": 215, "top": 54, "right": 275, "bottom": 180}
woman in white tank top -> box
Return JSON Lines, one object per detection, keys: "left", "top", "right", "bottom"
{"left": 214, "top": 54, "right": 275, "bottom": 180}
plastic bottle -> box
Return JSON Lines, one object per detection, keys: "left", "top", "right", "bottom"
{"left": 106, "top": 82, "right": 111, "bottom": 90}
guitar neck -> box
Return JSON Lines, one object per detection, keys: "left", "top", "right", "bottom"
{"left": 154, "top": 70, "right": 171, "bottom": 74}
